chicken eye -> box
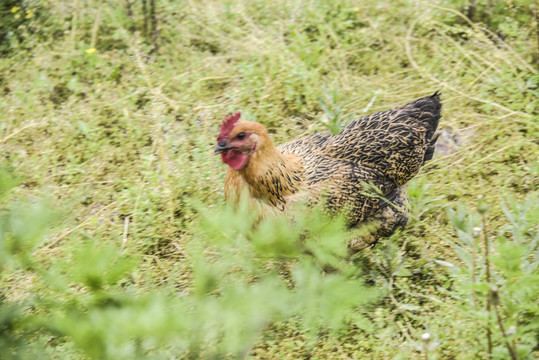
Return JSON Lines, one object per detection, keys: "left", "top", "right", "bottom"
{"left": 236, "top": 132, "right": 246, "bottom": 140}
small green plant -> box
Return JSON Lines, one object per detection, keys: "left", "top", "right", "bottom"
{"left": 316, "top": 84, "right": 353, "bottom": 135}
{"left": 0, "top": 168, "right": 52, "bottom": 359}
{"left": 446, "top": 195, "right": 539, "bottom": 359}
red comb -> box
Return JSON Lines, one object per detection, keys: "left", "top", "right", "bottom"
{"left": 218, "top": 111, "right": 241, "bottom": 141}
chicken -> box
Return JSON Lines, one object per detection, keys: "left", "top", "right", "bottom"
{"left": 215, "top": 92, "right": 441, "bottom": 252}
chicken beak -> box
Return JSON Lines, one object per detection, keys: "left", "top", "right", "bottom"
{"left": 214, "top": 142, "right": 233, "bottom": 154}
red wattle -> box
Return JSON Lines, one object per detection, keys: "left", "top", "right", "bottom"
{"left": 221, "top": 151, "right": 248, "bottom": 170}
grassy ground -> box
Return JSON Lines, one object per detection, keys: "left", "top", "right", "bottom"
{"left": 1, "top": 0, "right": 538, "bottom": 359}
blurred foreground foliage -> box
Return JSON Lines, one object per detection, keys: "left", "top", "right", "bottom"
{"left": 1, "top": 169, "right": 537, "bottom": 359}
{"left": 0, "top": 169, "right": 379, "bottom": 359}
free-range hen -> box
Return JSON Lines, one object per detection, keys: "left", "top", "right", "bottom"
{"left": 215, "top": 92, "right": 441, "bottom": 252}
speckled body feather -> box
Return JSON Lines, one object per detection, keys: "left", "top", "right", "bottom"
{"left": 220, "top": 92, "right": 441, "bottom": 251}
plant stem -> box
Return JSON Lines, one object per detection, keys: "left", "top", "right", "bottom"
{"left": 150, "top": 0, "right": 158, "bottom": 53}
{"left": 422, "top": 333, "right": 432, "bottom": 360}
{"left": 142, "top": 0, "right": 148, "bottom": 38}
{"left": 467, "top": 0, "right": 475, "bottom": 22}
{"left": 493, "top": 302, "right": 518, "bottom": 360}
{"left": 471, "top": 235, "right": 477, "bottom": 310}
{"left": 486, "top": 298, "right": 493, "bottom": 358}
{"left": 535, "top": 8, "right": 539, "bottom": 70}
{"left": 126, "top": 0, "right": 136, "bottom": 33}
{"left": 482, "top": 215, "right": 491, "bottom": 284}
{"left": 90, "top": 2, "right": 102, "bottom": 50}
{"left": 71, "top": 0, "right": 79, "bottom": 49}
{"left": 482, "top": 215, "right": 493, "bottom": 358}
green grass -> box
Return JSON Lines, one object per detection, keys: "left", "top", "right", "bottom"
{"left": 1, "top": 0, "right": 538, "bottom": 359}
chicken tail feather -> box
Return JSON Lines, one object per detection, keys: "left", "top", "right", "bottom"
{"left": 415, "top": 91, "right": 442, "bottom": 163}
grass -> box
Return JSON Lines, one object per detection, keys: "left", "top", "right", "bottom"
{"left": 0, "top": 0, "right": 538, "bottom": 359}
